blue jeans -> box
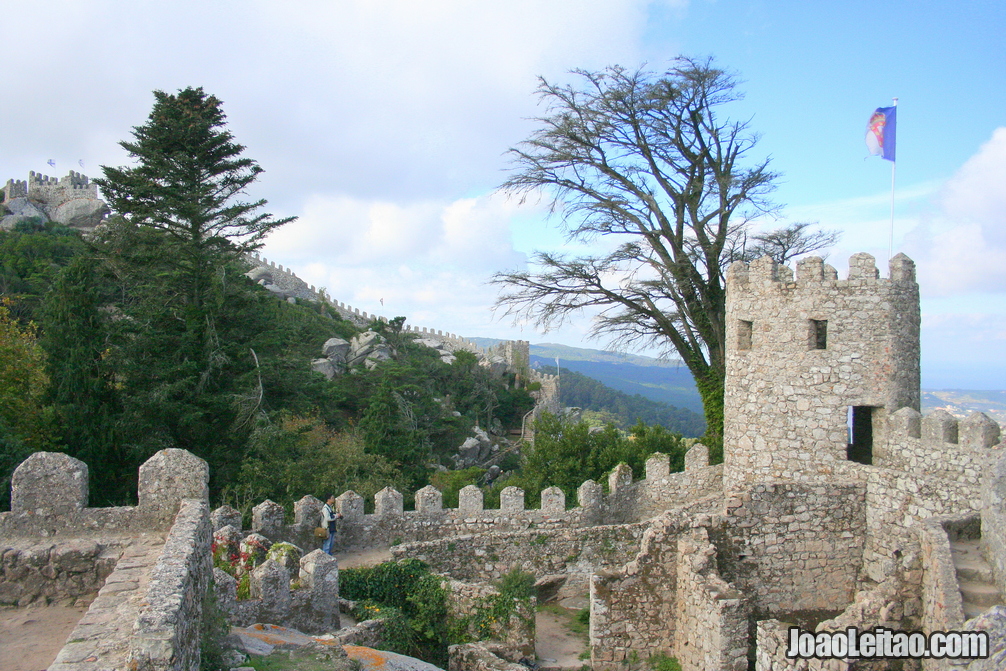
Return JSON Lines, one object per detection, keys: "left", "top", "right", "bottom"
{"left": 322, "top": 528, "right": 335, "bottom": 555}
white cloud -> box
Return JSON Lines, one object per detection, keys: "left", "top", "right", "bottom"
{"left": 904, "top": 127, "right": 1006, "bottom": 295}
{"left": 258, "top": 191, "right": 531, "bottom": 336}
{"left": 0, "top": 0, "right": 684, "bottom": 212}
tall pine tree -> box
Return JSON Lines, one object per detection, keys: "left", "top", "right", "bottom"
{"left": 95, "top": 87, "right": 293, "bottom": 323}
{"left": 92, "top": 88, "right": 294, "bottom": 495}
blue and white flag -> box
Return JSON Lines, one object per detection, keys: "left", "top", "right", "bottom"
{"left": 47, "top": 159, "right": 56, "bottom": 168}
{"left": 866, "top": 106, "right": 896, "bottom": 162}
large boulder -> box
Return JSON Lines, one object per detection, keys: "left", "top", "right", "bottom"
{"left": 50, "top": 198, "right": 109, "bottom": 229}
{"left": 4, "top": 197, "right": 46, "bottom": 219}
{"left": 455, "top": 437, "right": 482, "bottom": 468}
{"left": 311, "top": 358, "right": 338, "bottom": 380}
{"left": 346, "top": 331, "right": 393, "bottom": 370}
{"left": 322, "top": 337, "right": 351, "bottom": 363}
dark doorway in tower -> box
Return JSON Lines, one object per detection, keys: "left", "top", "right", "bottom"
{"left": 847, "top": 406, "right": 877, "bottom": 465}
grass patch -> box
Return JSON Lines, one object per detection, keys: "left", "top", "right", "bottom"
{"left": 537, "top": 603, "right": 589, "bottom": 638}
{"left": 243, "top": 652, "right": 356, "bottom": 671}
{"left": 646, "top": 652, "right": 682, "bottom": 671}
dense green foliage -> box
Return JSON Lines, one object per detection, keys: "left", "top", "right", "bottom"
{"left": 340, "top": 559, "right": 451, "bottom": 665}
{"left": 0, "top": 216, "right": 535, "bottom": 510}
{"left": 0, "top": 85, "right": 706, "bottom": 517}
{"left": 504, "top": 412, "right": 689, "bottom": 506}
{"left": 0, "top": 302, "right": 56, "bottom": 508}
{"left": 556, "top": 366, "right": 705, "bottom": 436}
{"left": 341, "top": 561, "right": 536, "bottom": 667}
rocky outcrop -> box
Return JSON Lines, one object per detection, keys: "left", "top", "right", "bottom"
{"left": 311, "top": 332, "right": 393, "bottom": 379}
{"left": 50, "top": 198, "right": 110, "bottom": 229}
{"left": 453, "top": 427, "right": 499, "bottom": 469}
{"left": 1, "top": 171, "right": 110, "bottom": 231}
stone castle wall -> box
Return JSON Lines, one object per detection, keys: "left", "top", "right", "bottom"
{"left": 0, "top": 538, "right": 124, "bottom": 607}
{"left": 724, "top": 253, "right": 920, "bottom": 490}
{"left": 673, "top": 527, "right": 749, "bottom": 671}
{"left": 590, "top": 509, "right": 692, "bottom": 666}
{"left": 3, "top": 450, "right": 213, "bottom": 671}
{"left": 393, "top": 523, "right": 650, "bottom": 589}
{"left": 863, "top": 408, "right": 1001, "bottom": 580}
{"left": 983, "top": 451, "right": 1006, "bottom": 597}
{"left": 211, "top": 446, "right": 722, "bottom": 554}
{"left": 717, "top": 481, "right": 867, "bottom": 616}
{"left": 128, "top": 498, "right": 212, "bottom": 671}
{"left": 3, "top": 170, "right": 100, "bottom": 207}
{"left": 0, "top": 449, "right": 209, "bottom": 538}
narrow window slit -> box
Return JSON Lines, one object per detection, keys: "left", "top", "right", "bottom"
{"left": 810, "top": 319, "right": 828, "bottom": 349}
{"left": 737, "top": 320, "right": 753, "bottom": 350}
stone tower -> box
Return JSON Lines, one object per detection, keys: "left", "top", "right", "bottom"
{"left": 722, "top": 253, "right": 920, "bottom": 488}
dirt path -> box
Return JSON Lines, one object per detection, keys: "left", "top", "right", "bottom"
{"left": 0, "top": 603, "right": 89, "bottom": 671}
{"left": 336, "top": 546, "right": 393, "bottom": 568}
{"left": 535, "top": 608, "right": 587, "bottom": 668}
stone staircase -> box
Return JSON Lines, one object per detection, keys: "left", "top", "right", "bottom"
{"left": 951, "top": 538, "right": 1005, "bottom": 619}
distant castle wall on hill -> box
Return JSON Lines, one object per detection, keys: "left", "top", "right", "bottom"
{"left": 3, "top": 171, "right": 100, "bottom": 208}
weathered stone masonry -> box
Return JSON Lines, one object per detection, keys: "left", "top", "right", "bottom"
{"left": 1, "top": 449, "right": 212, "bottom": 671}
{"left": 6, "top": 251, "right": 1006, "bottom": 671}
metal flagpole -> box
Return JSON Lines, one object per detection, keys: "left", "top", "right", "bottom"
{"left": 889, "top": 98, "right": 898, "bottom": 261}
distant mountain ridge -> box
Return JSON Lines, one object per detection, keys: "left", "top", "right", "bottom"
{"left": 467, "top": 338, "right": 704, "bottom": 414}
{"left": 471, "top": 339, "right": 1006, "bottom": 429}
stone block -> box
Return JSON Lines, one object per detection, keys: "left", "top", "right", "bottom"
{"left": 645, "top": 452, "right": 670, "bottom": 479}
{"left": 685, "top": 443, "right": 709, "bottom": 471}
{"left": 796, "top": 256, "right": 826, "bottom": 282}
{"left": 266, "top": 542, "right": 303, "bottom": 574}
{"left": 213, "top": 567, "right": 238, "bottom": 619}
{"left": 375, "top": 487, "right": 404, "bottom": 517}
{"left": 961, "top": 412, "right": 1001, "bottom": 449}
{"left": 137, "top": 448, "right": 209, "bottom": 524}
{"left": 250, "top": 559, "right": 291, "bottom": 624}
{"left": 11, "top": 452, "right": 88, "bottom": 515}
{"left": 211, "top": 505, "right": 243, "bottom": 532}
{"left": 889, "top": 253, "right": 916, "bottom": 282}
{"left": 540, "top": 487, "right": 565, "bottom": 515}
{"left": 252, "top": 499, "right": 286, "bottom": 538}
{"left": 748, "top": 255, "right": 778, "bottom": 282}
{"left": 923, "top": 410, "right": 959, "bottom": 445}
{"left": 214, "top": 524, "right": 243, "bottom": 553}
{"left": 608, "top": 463, "right": 632, "bottom": 493}
{"left": 415, "top": 485, "right": 443, "bottom": 514}
{"left": 847, "top": 252, "right": 878, "bottom": 279}
{"left": 578, "top": 480, "right": 602, "bottom": 509}
{"left": 336, "top": 491, "right": 365, "bottom": 522}
{"left": 500, "top": 486, "right": 524, "bottom": 513}
{"left": 889, "top": 406, "right": 922, "bottom": 439}
{"left": 458, "top": 485, "right": 483, "bottom": 513}
{"left": 293, "top": 495, "right": 323, "bottom": 528}
{"left": 299, "top": 549, "right": 340, "bottom": 632}
{"left": 240, "top": 533, "right": 272, "bottom": 572}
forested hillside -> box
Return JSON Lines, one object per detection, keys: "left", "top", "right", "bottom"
{"left": 0, "top": 216, "right": 542, "bottom": 506}
{"left": 555, "top": 367, "right": 705, "bottom": 437}
{"left": 0, "top": 87, "right": 708, "bottom": 519}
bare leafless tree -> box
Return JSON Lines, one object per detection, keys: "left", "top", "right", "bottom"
{"left": 492, "top": 58, "right": 836, "bottom": 446}
{"left": 743, "top": 222, "right": 841, "bottom": 264}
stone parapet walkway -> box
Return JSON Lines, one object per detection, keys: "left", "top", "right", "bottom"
{"left": 48, "top": 533, "right": 166, "bottom": 671}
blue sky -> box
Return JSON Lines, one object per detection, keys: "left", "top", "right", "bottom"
{"left": 2, "top": 1, "right": 1004, "bottom": 388}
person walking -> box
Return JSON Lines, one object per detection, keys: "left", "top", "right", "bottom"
{"left": 321, "top": 494, "right": 342, "bottom": 555}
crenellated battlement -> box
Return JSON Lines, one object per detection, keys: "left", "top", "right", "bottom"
{"left": 726, "top": 252, "right": 917, "bottom": 289}
{"left": 3, "top": 170, "right": 101, "bottom": 208}
{"left": 0, "top": 448, "right": 208, "bottom": 538}
{"left": 208, "top": 444, "right": 722, "bottom": 552}
{"left": 724, "top": 252, "right": 921, "bottom": 490}
{"left": 246, "top": 252, "right": 487, "bottom": 351}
